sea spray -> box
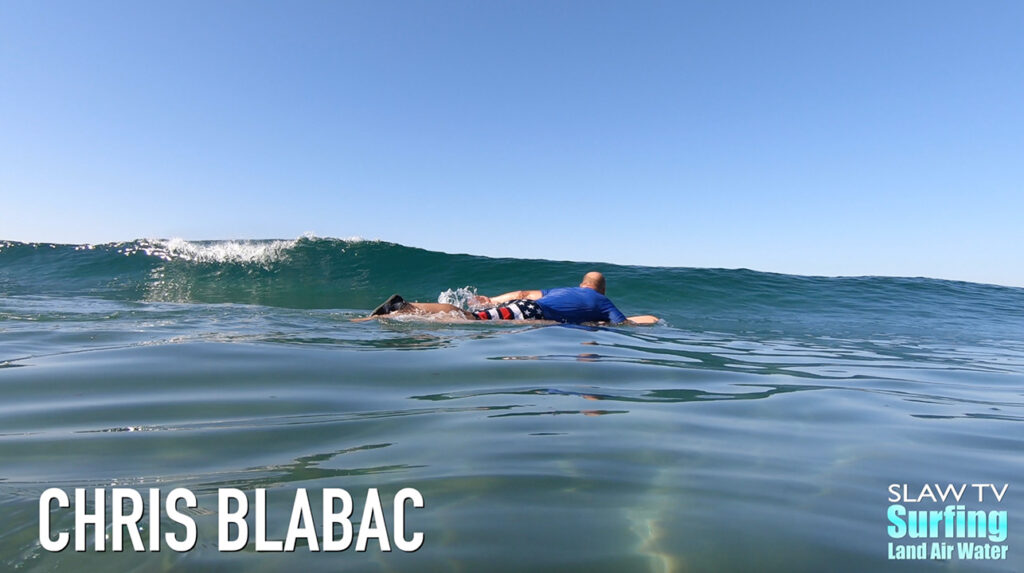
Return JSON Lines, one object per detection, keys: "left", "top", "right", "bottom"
{"left": 437, "top": 286, "right": 484, "bottom": 310}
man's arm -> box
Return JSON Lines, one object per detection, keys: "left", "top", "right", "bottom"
{"left": 476, "top": 290, "right": 544, "bottom": 305}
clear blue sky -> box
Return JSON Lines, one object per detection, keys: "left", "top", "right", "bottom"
{"left": 2, "top": 1, "right": 1022, "bottom": 286}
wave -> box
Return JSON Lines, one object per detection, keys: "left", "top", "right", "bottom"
{"left": 2, "top": 236, "right": 1023, "bottom": 343}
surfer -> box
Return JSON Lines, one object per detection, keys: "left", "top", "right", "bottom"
{"left": 363, "top": 271, "right": 660, "bottom": 325}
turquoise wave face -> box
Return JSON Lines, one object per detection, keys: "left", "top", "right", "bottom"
{"left": 1, "top": 237, "right": 1023, "bottom": 343}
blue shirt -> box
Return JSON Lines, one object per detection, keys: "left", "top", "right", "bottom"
{"left": 535, "top": 287, "right": 627, "bottom": 324}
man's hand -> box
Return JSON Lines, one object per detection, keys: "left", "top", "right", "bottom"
{"left": 626, "top": 315, "right": 660, "bottom": 325}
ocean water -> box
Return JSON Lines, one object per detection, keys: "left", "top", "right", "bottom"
{"left": 1, "top": 237, "right": 1021, "bottom": 572}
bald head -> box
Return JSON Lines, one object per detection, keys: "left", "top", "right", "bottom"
{"left": 580, "top": 271, "right": 607, "bottom": 295}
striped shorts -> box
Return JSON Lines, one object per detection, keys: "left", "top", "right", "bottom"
{"left": 473, "top": 300, "right": 545, "bottom": 320}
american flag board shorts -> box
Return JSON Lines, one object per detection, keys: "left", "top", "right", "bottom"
{"left": 473, "top": 300, "right": 545, "bottom": 320}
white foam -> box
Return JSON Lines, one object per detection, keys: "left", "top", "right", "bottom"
{"left": 133, "top": 238, "right": 298, "bottom": 264}
{"left": 114, "top": 235, "right": 383, "bottom": 265}
{"left": 437, "top": 286, "right": 486, "bottom": 310}
{"left": 301, "top": 232, "right": 368, "bottom": 243}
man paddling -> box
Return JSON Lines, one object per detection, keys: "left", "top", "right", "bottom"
{"left": 365, "top": 271, "right": 659, "bottom": 325}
